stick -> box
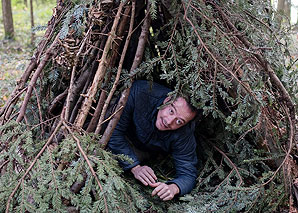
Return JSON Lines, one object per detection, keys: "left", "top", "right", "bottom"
{"left": 99, "top": 1, "right": 151, "bottom": 147}
{"left": 95, "top": 1, "right": 136, "bottom": 134}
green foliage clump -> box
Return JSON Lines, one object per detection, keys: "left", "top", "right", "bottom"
{"left": 0, "top": 122, "right": 164, "bottom": 212}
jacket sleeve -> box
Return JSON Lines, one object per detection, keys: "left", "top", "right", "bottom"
{"left": 107, "top": 87, "right": 140, "bottom": 171}
{"left": 168, "top": 134, "right": 198, "bottom": 196}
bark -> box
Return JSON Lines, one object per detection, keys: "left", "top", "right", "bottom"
{"left": 1, "top": 0, "right": 14, "bottom": 39}
{"left": 73, "top": 2, "right": 125, "bottom": 128}
{"left": 99, "top": 1, "right": 151, "bottom": 147}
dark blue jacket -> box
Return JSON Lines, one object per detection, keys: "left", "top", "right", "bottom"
{"left": 108, "top": 80, "right": 198, "bottom": 196}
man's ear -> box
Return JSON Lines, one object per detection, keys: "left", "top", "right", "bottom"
{"left": 163, "top": 96, "right": 172, "bottom": 104}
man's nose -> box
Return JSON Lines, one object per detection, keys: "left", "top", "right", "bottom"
{"left": 167, "top": 115, "right": 175, "bottom": 125}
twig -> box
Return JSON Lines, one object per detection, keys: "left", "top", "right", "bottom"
{"left": 86, "top": 90, "right": 107, "bottom": 132}
{"left": 63, "top": 122, "right": 108, "bottom": 213}
{"left": 212, "top": 144, "right": 243, "bottom": 186}
{"left": 33, "top": 87, "right": 45, "bottom": 136}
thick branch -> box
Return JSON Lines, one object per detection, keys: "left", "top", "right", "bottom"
{"left": 95, "top": 2, "right": 135, "bottom": 134}
{"left": 99, "top": 1, "right": 151, "bottom": 147}
{"left": 74, "top": 2, "right": 125, "bottom": 128}
{"left": 16, "top": 34, "right": 60, "bottom": 122}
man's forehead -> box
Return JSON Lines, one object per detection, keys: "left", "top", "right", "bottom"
{"left": 172, "top": 97, "right": 196, "bottom": 119}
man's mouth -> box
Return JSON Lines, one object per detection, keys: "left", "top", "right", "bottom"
{"left": 161, "top": 118, "right": 168, "bottom": 129}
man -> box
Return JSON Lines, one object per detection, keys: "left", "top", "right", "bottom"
{"left": 108, "top": 80, "right": 198, "bottom": 201}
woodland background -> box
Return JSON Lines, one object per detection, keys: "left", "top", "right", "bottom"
{"left": 0, "top": 0, "right": 298, "bottom": 212}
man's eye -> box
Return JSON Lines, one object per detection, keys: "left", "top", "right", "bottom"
{"left": 176, "top": 119, "right": 183, "bottom": 125}
{"left": 169, "top": 109, "right": 174, "bottom": 114}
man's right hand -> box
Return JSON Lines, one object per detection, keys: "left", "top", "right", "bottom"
{"left": 131, "top": 165, "right": 157, "bottom": 186}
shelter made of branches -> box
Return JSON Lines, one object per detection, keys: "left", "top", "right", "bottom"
{"left": 0, "top": 0, "right": 297, "bottom": 212}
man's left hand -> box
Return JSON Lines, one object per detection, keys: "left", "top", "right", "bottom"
{"left": 151, "top": 182, "right": 180, "bottom": 201}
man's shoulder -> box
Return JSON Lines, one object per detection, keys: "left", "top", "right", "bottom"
{"left": 131, "top": 80, "right": 171, "bottom": 101}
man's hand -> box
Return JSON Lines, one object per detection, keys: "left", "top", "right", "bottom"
{"left": 151, "top": 182, "right": 180, "bottom": 201}
{"left": 131, "top": 165, "right": 157, "bottom": 186}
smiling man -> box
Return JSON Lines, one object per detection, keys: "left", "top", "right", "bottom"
{"left": 108, "top": 80, "right": 198, "bottom": 201}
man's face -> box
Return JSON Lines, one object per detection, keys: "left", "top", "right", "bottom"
{"left": 155, "top": 97, "right": 196, "bottom": 131}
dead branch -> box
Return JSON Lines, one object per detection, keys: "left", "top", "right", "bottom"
{"left": 65, "top": 25, "right": 93, "bottom": 121}
{"left": 74, "top": 2, "right": 125, "bottom": 128}
{"left": 95, "top": 1, "right": 136, "bottom": 134}
{"left": 99, "top": 2, "right": 151, "bottom": 146}
{"left": 16, "top": 34, "right": 60, "bottom": 122}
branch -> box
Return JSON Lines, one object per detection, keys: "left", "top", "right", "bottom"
{"left": 99, "top": 1, "right": 151, "bottom": 147}
{"left": 214, "top": 2, "right": 295, "bottom": 121}
{"left": 74, "top": 2, "right": 125, "bottom": 128}
{"left": 95, "top": 1, "right": 135, "bottom": 134}
{"left": 63, "top": 122, "right": 108, "bottom": 213}
{"left": 5, "top": 113, "right": 63, "bottom": 213}
{"left": 65, "top": 25, "right": 93, "bottom": 121}
{"left": 0, "top": 3, "right": 68, "bottom": 120}
{"left": 16, "top": 33, "right": 60, "bottom": 122}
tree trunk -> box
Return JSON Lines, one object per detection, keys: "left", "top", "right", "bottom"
{"left": 30, "top": 0, "right": 35, "bottom": 45}
{"left": 277, "top": 0, "right": 285, "bottom": 11}
{"left": 1, "top": 0, "right": 14, "bottom": 39}
{"left": 284, "top": 0, "right": 291, "bottom": 21}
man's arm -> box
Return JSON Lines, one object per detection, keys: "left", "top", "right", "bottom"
{"left": 108, "top": 87, "right": 140, "bottom": 170}
{"left": 168, "top": 134, "right": 198, "bottom": 196}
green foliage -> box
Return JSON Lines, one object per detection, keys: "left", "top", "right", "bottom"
{"left": 59, "top": 5, "right": 88, "bottom": 40}
{"left": 0, "top": 122, "right": 162, "bottom": 212}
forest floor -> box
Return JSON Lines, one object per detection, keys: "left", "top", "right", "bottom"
{"left": 0, "top": 1, "right": 55, "bottom": 107}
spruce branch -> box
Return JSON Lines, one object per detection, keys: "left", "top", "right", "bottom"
{"left": 214, "top": 2, "right": 295, "bottom": 121}
{"left": 63, "top": 122, "right": 109, "bottom": 213}
{"left": 5, "top": 113, "right": 64, "bottom": 213}
{"left": 183, "top": 2, "right": 260, "bottom": 105}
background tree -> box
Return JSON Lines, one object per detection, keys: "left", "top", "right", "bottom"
{"left": 1, "top": 0, "right": 14, "bottom": 39}
{"left": 30, "top": 0, "right": 35, "bottom": 45}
